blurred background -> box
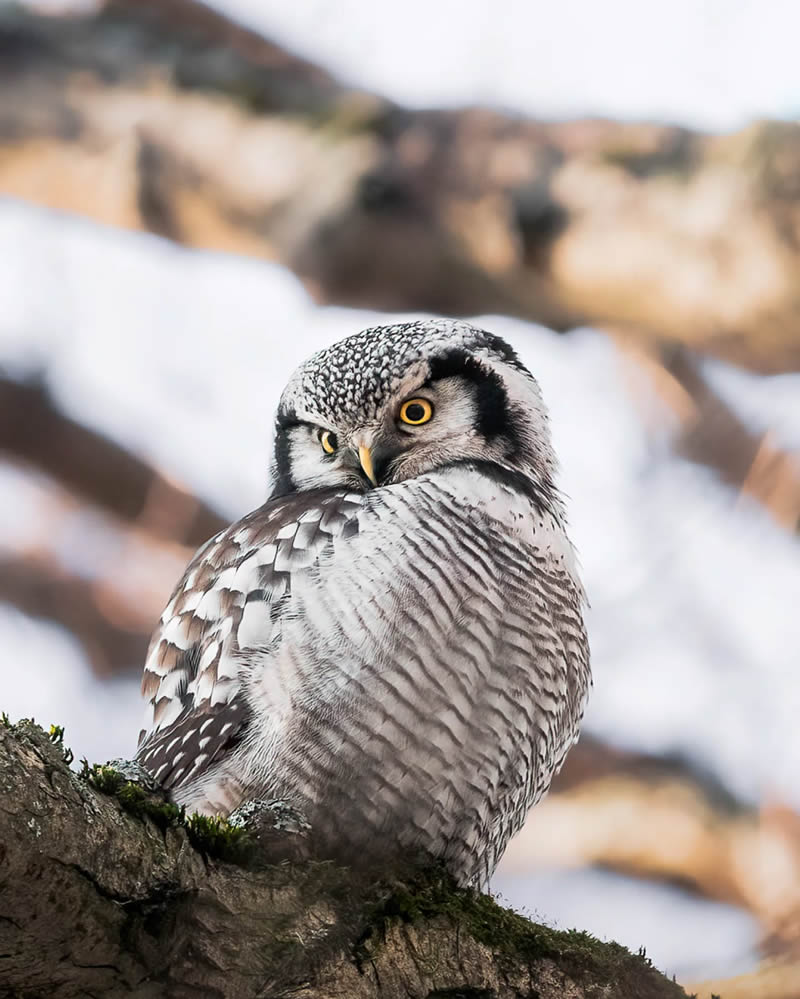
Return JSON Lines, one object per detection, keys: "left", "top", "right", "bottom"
{"left": 2, "top": 1, "right": 800, "bottom": 994}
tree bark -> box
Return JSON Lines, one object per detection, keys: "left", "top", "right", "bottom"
{"left": 2, "top": 0, "right": 800, "bottom": 372}
{"left": 0, "top": 718, "right": 687, "bottom": 999}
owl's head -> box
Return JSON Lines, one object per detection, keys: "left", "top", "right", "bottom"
{"left": 270, "top": 319, "right": 558, "bottom": 500}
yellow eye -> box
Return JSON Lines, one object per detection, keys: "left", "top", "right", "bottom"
{"left": 399, "top": 398, "right": 434, "bottom": 426}
{"left": 320, "top": 429, "right": 337, "bottom": 454}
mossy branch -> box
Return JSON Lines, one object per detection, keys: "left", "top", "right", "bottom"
{"left": 0, "top": 718, "right": 687, "bottom": 998}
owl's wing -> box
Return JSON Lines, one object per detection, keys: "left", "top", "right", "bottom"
{"left": 135, "top": 487, "right": 364, "bottom": 791}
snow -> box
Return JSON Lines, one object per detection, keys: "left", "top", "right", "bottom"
{"left": 21, "top": 0, "right": 800, "bottom": 130}
{"left": 209, "top": 0, "right": 800, "bottom": 131}
{"left": 2, "top": 199, "right": 799, "bottom": 979}
{"left": 0, "top": 605, "right": 142, "bottom": 765}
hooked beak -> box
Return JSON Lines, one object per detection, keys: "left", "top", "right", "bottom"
{"left": 358, "top": 444, "right": 378, "bottom": 487}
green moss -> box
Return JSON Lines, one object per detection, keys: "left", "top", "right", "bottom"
{"left": 355, "top": 868, "right": 686, "bottom": 996}
{"left": 184, "top": 812, "right": 253, "bottom": 862}
{"left": 356, "top": 867, "right": 593, "bottom": 965}
{"left": 2, "top": 718, "right": 252, "bottom": 863}
{"left": 87, "top": 764, "right": 183, "bottom": 829}
{"left": 85, "top": 762, "right": 252, "bottom": 861}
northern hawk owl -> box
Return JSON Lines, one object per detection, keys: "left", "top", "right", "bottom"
{"left": 136, "top": 319, "right": 590, "bottom": 884}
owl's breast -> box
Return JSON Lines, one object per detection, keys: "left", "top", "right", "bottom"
{"left": 245, "top": 469, "right": 588, "bottom": 882}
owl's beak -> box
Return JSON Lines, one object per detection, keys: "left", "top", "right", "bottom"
{"left": 358, "top": 444, "right": 378, "bottom": 487}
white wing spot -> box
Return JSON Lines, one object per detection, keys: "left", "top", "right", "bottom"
{"left": 198, "top": 642, "right": 220, "bottom": 670}
{"left": 254, "top": 543, "right": 277, "bottom": 566}
{"left": 297, "top": 507, "right": 324, "bottom": 523}
{"left": 195, "top": 588, "right": 223, "bottom": 621}
{"left": 160, "top": 616, "right": 193, "bottom": 651}
{"left": 178, "top": 589, "right": 204, "bottom": 614}
{"left": 238, "top": 600, "right": 271, "bottom": 649}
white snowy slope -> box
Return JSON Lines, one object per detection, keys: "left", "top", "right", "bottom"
{"left": 208, "top": 0, "right": 800, "bottom": 130}
{"left": 20, "top": 0, "right": 800, "bottom": 128}
{"left": 2, "top": 199, "right": 800, "bottom": 978}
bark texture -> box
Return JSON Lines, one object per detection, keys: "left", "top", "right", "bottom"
{"left": 0, "top": 719, "right": 687, "bottom": 999}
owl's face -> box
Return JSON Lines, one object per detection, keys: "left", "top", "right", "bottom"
{"left": 270, "top": 320, "right": 557, "bottom": 498}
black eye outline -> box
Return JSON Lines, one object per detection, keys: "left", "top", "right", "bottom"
{"left": 319, "top": 429, "right": 338, "bottom": 455}
{"left": 399, "top": 398, "right": 434, "bottom": 426}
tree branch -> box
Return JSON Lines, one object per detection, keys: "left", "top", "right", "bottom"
{"left": 614, "top": 340, "right": 800, "bottom": 531}
{"left": 0, "top": 376, "right": 227, "bottom": 548}
{"left": 0, "top": 718, "right": 687, "bottom": 999}
{"left": 0, "top": 553, "right": 157, "bottom": 675}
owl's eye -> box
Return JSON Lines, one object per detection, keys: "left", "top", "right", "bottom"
{"left": 399, "top": 398, "right": 434, "bottom": 426}
{"left": 319, "top": 429, "right": 338, "bottom": 454}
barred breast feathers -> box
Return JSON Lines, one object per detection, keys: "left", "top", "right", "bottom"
{"left": 136, "top": 460, "right": 588, "bottom": 838}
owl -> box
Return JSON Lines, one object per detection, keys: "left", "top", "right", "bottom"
{"left": 136, "top": 319, "right": 590, "bottom": 885}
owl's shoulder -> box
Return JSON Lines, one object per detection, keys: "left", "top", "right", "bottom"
{"left": 162, "top": 488, "right": 363, "bottom": 605}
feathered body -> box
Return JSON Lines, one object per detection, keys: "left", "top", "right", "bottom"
{"left": 137, "top": 319, "right": 590, "bottom": 885}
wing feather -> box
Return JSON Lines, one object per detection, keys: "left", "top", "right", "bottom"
{"left": 135, "top": 488, "right": 364, "bottom": 790}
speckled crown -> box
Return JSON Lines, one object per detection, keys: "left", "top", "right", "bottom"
{"left": 279, "top": 319, "right": 526, "bottom": 424}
